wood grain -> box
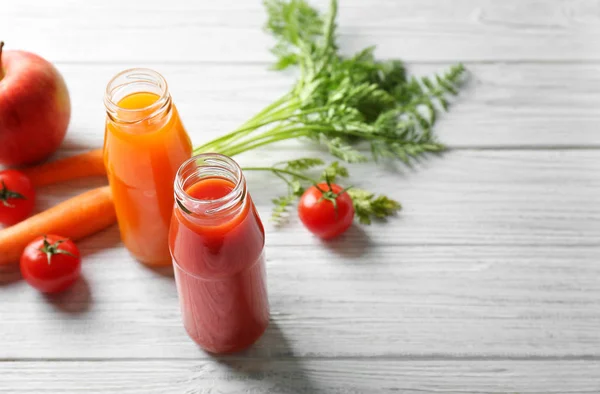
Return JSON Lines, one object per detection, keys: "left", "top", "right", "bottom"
{"left": 2, "top": 0, "right": 598, "bottom": 63}
{"left": 19, "top": 150, "right": 600, "bottom": 248}
{"left": 3, "top": 151, "right": 596, "bottom": 359}
{"left": 2, "top": 0, "right": 599, "bottom": 392}
{"left": 44, "top": 62, "right": 600, "bottom": 152}
{"left": 1, "top": 243, "right": 599, "bottom": 359}
{"left": 1, "top": 359, "right": 599, "bottom": 393}
{"left": 247, "top": 150, "right": 600, "bottom": 247}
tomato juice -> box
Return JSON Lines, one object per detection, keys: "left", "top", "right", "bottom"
{"left": 169, "top": 154, "right": 269, "bottom": 353}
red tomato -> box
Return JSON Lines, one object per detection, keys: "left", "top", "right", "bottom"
{"left": 0, "top": 170, "right": 35, "bottom": 226}
{"left": 20, "top": 235, "right": 81, "bottom": 293}
{"left": 298, "top": 182, "right": 355, "bottom": 239}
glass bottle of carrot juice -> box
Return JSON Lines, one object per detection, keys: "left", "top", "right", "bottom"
{"left": 169, "top": 153, "right": 269, "bottom": 353}
{"left": 104, "top": 68, "right": 192, "bottom": 266}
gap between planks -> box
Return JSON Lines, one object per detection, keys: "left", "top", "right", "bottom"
{"left": 48, "top": 59, "right": 600, "bottom": 66}
{"left": 55, "top": 146, "right": 600, "bottom": 154}
{"left": 447, "top": 146, "right": 600, "bottom": 151}
{"left": 2, "top": 354, "right": 600, "bottom": 363}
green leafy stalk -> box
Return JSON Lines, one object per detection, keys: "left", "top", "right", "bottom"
{"left": 194, "top": 0, "right": 465, "bottom": 165}
{"left": 347, "top": 189, "right": 401, "bottom": 225}
{"left": 243, "top": 159, "right": 401, "bottom": 224}
{"left": 192, "top": 0, "right": 466, "bottom": 222}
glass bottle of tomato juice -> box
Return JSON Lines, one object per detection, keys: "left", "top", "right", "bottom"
{"left": 104, "top": 68, "right": 192, "bottom": 266}
{"left": 169, "top": 154, "right": 269, "bottom": 353}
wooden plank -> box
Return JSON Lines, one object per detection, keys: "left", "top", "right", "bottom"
{"left": 1, "top": 0, "right": 597, "bottom": 63}
{"left": 250, "top": 150, "right": 600, "bottom": 247}
{"left": 1, "top": 359, "right": 599, "bottom": 393}
{"left": 0, "top": 61, "right": 589, "bottom": 153}
{"left": 43, "top": 63, "right": 600, "bottom": 152}
{"left": 1, "top": 244, "right": 599, "bottom": 359}
{"left": 3, "top": 1, "right": 599, "bottom": 392}
{"left": 21, "top": 150, "right": 600, "bottom": 248}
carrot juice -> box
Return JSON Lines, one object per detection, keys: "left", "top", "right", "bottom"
{"left": 104, "top": 69, "right": 192, "bottom": 266}
{"left": 169, "top": 154, "right": 269, "bottom": 353}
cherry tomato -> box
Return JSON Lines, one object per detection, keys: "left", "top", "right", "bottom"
{"left": 298, "top": 182, "right": 355, "bottom": 239}
{"left": 0, "top": 170, "right": 35, "bottom": 226}
{"left": 20, "top": 235, "right": 81, "bottom": 293}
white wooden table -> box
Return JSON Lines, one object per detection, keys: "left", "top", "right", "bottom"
{"left": 2, "top": 1, "right": 600, "bottom": 392}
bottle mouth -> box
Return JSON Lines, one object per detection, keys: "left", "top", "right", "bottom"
{"left": 104, "top": 68, "right": 170, "bottom": 124}
{"left": 174, "top": 153, "right": 246, "bottom": 217}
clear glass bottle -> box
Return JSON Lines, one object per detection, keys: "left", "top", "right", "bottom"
{"left": 104, "top": 68, "right": 192, "bottom": 266}
{"left": 169, "top": 153, "right": 269, "bottom": 353}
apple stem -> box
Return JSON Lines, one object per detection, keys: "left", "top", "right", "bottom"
{"left": 0, "top": 41, "right": 4, "bottom": 79}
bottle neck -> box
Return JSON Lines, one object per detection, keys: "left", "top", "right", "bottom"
{"left": 174, "top": 154, "right": 247, "bottom": 224}
{"left": 104, "top": 68, "right": 172, "bottom": 129}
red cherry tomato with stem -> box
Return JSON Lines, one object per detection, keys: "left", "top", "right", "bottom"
{"left": 20, "top": 235, "right": 81, "bottom": 294}
{"left": 0, "top": 170, "right": 35, "bottom": 226}
{"left": 298, "top": 179, "right": 355, "bottom": 239}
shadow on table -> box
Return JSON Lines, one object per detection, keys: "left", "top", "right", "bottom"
{"left": 79, "top": 224, "right": 121, "bottom": 259}
{"left": 44, "top": 276, "right": 93, "bottom": 315}
{"left": 0, "top": 264, "right": 22, "bottom": 287}
{"left": 34, "top": 177, "right": 109, "bottom": 213}
{"left": 144, "top": 263, "right": 175, "bottom": 278}
{"left": 213, "top": 321, "right": 321, "bottom": 393}
{"left": 320, "top": 223, "right": 372, "bottom": 259}
{"left": 57, "top": 138, "right": 102, "bottom": 153}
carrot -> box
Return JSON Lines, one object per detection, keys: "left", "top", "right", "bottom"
{"left": 0, "top": 186, "right": 116, "bottom": 265}
{"left": 21, "top": 149, "right": 107, "bottom": 187}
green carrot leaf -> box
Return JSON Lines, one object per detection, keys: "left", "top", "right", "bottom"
{"left": 347, "top": 189, "right": 402, "bottom": 225}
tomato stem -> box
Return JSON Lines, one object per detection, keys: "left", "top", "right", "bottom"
{"left": 39, "top": 235, "right": 75, "bottom": 265}
{"left": 0, "top": 180, "right": 26, "bottom": 208}
{"left": 316, "top": 175, "right": 353, "bottom": 218}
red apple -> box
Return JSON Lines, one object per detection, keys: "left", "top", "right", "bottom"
{"left": 0, "top": 42, "right": 71, "bottom": 166}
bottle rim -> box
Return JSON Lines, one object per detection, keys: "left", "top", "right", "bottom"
{"left": 174, "top": 153, "right": 246, "bottom": 217}
{"left": 104, "top": 68, "right": 170, "bottom": 124}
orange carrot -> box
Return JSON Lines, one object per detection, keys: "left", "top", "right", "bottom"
{"left": 0, "top": 186, "right": 116, "bottom": 265}
{"left": 21, "top": 149, "right": 107, "bottom": 187}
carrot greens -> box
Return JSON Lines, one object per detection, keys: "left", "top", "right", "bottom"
{"left": 195, "top": 0, "right": 466, "bottom": 223}
{"left": 243, "top": 159, "right": 400, "bottom": 224}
